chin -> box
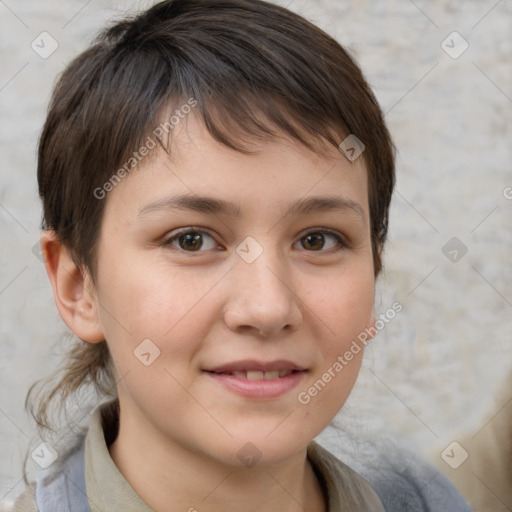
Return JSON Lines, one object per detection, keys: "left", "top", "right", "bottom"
{"left": 220, "top": 432, "right": 311, "bottom": 469}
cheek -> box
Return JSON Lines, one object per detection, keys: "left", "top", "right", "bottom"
{"left": 95, "top": 258, "right": 230, "bottom": 392}
{"left": 298, "top": 272, "right": 373, "bottom": 415}
{"left": 97, "top": 253, "right": 221, "bottom": 338}
{"left": 306, "top": 268, "right": 375, "bottom": 346}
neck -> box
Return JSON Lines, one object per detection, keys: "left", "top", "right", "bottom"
{"left": 108, "top": 405, "right": 326, "bottom": 512}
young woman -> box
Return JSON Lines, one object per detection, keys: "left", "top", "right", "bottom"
{"left": 13, "top": 1, "right": 471, "bottom": 510}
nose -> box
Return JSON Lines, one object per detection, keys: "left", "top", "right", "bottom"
{"left": 223, "top": 246, "right": 303, "bottom": 338}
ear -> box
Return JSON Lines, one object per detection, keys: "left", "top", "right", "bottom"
{"left": 40, "top": 230, "right": 105, "bottom": 343}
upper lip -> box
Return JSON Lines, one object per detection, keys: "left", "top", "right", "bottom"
{"left": 205, "top": 359, "right": 307, "bottom": 373}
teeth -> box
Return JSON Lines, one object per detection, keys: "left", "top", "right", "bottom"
{"left": 230, "top": 370, "right": 294, "bottom": 380}
{"left": 246, "top": 371, "right": 264, "bottom": 380}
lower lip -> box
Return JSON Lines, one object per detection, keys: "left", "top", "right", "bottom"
{"left": 204, "top": 371, "right": 307, "bottom": 398}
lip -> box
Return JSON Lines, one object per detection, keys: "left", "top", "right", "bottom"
{"left": 204, "top": 370, "right": 307, "bottom": 398}
{"left": 203, "top": 360, "right": 308, "bottom": 399}
{"left": 205, "top": 359, "right": 306, "bottom": 373}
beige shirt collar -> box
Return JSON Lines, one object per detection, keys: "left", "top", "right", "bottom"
{"left": 85, "top": 400, "right": 384, "bottom": 512}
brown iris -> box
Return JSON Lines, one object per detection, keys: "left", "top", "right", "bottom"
{"left": 301, "top": 233, "right": 325, "bottom": 251}
{"left": 179, "top": 232, "right": 203, "bottom": 251}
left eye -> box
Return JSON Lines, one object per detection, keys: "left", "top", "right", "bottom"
{"left": 294, "top": 230, "right": 345, "bottom": 251}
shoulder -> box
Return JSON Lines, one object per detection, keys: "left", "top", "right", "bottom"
{"left": 361, "top": 449, "right": 473, "bottom": 511}
{"left": 317, "top": 435, "right": 473, "bottom": 512}
{"left": 436, "top": 372, "right": 512, "bottom": 511}
{"left": 10, "top": 433, "right": 88, "bottom": 512}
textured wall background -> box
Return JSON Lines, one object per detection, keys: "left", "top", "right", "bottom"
{"left": 1, "top": 0, "right": 511, "bottom": 506}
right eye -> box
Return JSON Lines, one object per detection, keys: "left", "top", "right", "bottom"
{"left": 161, "top": 228, "right": 219, "bottom": 253}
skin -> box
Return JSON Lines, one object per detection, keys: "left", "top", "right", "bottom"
{"left": 41, "top": 112, "right": 377, "bottom": 512}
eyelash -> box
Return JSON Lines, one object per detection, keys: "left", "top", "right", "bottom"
{"left": 161, "top": 227, "right": 350, "bottom": 254}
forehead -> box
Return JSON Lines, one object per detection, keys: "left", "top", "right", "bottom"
{"left": 102, "top": 112, "right": 369, "bottom": 222}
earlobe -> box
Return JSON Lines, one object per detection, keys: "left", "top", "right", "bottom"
{"left": 40, "top": 230, "right": 105, "bottom": 343}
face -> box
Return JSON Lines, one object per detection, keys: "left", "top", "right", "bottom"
{"left": 90, "top": 112, "right": 376, "bottom": 468}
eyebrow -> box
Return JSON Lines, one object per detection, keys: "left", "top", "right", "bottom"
{"left": 138, "top": 194, "right": 366, "bottom": 221}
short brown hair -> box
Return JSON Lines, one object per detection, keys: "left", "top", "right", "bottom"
{"left": 26, "top": 0, "right": 395, "bottom": 481}
{"left": 38, "top": 0, "right": 394, "bottom": 281}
